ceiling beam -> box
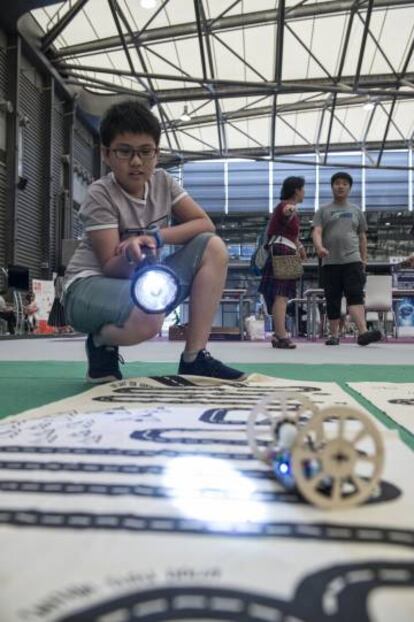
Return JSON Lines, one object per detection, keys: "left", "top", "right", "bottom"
{"left": 199, "top": 1, "right": 227, "bottom": 156}
{"left": 60, "top": 65, "right": 414, "bottom": 101}
{"left": 377, "top": 34, "right": 414, "bottom": 165}
{"left": 270, "top": 0, "right": 285, "bottom": 159}
{"left": 63, "top": 69, "right": 413, "bottom": 125}
{"left": 158, "top": 139, "right": 413, "bottom": 166}
{"left": 41, "top": 0, "right": 90, "bottom": 52}
{"left": 59, "top": 62, "right": 414, "bottom": 92}
{"left": 51, "top": 0, "right": 414, "bottom": 58}
{"left": 122, "top": 80, "right": 414, "bottom": 102}
{"left": 323, "top": 0, "right": 362, "bottom": 163}
{"left": 353, "top": 0, "right": 374, "bottom": 89}
{"left": 110, "top": 0, "right": 179, "bottom": 153}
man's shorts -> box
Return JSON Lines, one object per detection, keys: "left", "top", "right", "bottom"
{"left": 64, "top": 232, "right": 214, "bottom": 335}
{"left": 322, "top": 261, "right": 366, "bottom": 320}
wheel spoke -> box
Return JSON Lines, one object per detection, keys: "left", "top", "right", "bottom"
{"left": 331, "top": 476, "right": 343, "bottom": 503}
{"left": 310, "top": 472, "right": 326, "bottom": 490}
{"left": 313, "top": 420, "right": 325, "bottom": 446}
{"left": 295, "top": 448, "right": 318, "bottom": 462}
{"left": 350, "top": 428, "right": 368, "bottom": 446}
{"left": 356, "top": 451, "right": 376, "bottom": 464}
{"left": 337, "top": 415, "right": 345, "bottom": 439}
{"left": 350, "top": 474, "right": 368, "bottom": 492}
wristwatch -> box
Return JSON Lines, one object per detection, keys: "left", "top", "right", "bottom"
{"left": 150, "top": 226, "right": 164, "bottom": 249}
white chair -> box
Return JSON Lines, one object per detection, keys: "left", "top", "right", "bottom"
{"left": 364, "top": 275, "right": 396, "bottom": 338}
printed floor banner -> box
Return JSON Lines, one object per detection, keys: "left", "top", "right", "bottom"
{"left": 348, "top": 382, "right": 414, "bottom": 435}
{"left": 0, "top": 375, "right": 413, "bottom": 622}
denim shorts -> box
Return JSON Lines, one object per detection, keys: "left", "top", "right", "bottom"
{"left": 64, "top": 232, "right": 214, "bottom": 335}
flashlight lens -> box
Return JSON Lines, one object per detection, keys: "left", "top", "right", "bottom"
{"left": 132, "top": 269, "right": 178, "bottom": 312}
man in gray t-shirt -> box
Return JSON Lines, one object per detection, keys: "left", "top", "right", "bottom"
{"left": 312, "top": 172, "right": 381, "bottom": 347}
{"left": 313, "top": 199, "right": 367, "bottom": 267}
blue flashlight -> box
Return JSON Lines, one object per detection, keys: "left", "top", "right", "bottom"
{"left": 130, "top": 248, "right": 180, "bottom": 315}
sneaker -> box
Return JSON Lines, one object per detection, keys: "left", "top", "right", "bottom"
{"left": 357, "top": 330, "right": 383, "bottom": 346}
{"left": 85, "top": 334, "right": 123, "bottom": 383}
{"left": 178, "top": 349, "right": 245, "bottom": 381}
{"left": 271, "top": 336, "right": 296, "bottom": 349}
{"left": 325, "top": 335, "right": 340, "bottom": 346}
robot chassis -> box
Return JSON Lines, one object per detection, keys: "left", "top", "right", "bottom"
{"left": 247, "top": 392, "right": 384, "bottom": 510}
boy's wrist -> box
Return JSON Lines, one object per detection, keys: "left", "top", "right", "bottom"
{"left": 151, "top": 227, "right": 164, "bottom": 248}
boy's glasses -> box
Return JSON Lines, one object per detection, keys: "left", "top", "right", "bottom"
{"left": 111, "top": 147, "right": 157, "bottom": 161}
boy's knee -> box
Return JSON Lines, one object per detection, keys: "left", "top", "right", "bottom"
{"left": 205, "top": 235, "right": 229, "bottom": 264}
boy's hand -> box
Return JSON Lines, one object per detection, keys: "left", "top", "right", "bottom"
{"left": 116, "top": 235, "right": 157, "bottom": 265}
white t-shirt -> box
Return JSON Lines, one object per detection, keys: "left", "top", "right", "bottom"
{"left": 64, "top": 169, "right": 187, "bottom": 291}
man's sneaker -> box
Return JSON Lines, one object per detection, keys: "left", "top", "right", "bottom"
{"left": 357, "top": 329, "right": 382, "bottom": 346}
{"left": 325, "top": 335, "right": 340, "bottom": 346}
{"left": 86, "top": 334, "right": 123, "bottom": 383}
{"left": 178, "top": 349, "right": 245, "bottom": 381}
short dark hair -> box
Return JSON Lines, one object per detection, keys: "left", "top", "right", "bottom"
{"left": 100, "top": 99, "right": 161, "bottom": 147}
{"left": 280, "top": 176, "right": 305, "bottom": 200}
{"left": 331, "top": 171, "right": 353, "bottom": 187}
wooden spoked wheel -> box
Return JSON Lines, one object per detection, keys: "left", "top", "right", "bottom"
{"left": 247, "top": 391, "right": 318, "bottom": 463}
{"left": 291, "top": 406, "right": 384, "bottom": 509}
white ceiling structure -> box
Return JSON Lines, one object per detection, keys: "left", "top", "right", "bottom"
{"left": 27, "top": 0, "right": 414, "bottom": 165}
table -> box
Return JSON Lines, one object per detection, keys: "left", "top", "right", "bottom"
{"left": 219, "top": 289, "right": 250, "bottom": 341}
{"left": 180, "top": 289, "right": 250, "bottom": 341}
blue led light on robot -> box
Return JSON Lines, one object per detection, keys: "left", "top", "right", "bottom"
{"left": 130, "top": 248, "right": 180, "bottom": 314}
{"left": 271, "top": 450, "right": 296, "bottom": 490}
{"left": 278, "top": 462, "right": 289, "bottom": 475}
{"left": 271, "top": 450, "right": 320, "bottom": 492}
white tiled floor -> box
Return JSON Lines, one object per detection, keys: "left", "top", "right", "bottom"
{"left": 0, "top": 335, "right": 413, "bottom": 366}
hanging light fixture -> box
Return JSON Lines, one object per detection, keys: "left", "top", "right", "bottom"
{"left": 140, "top": 0, "right": 157, "bottom": 8}
{"left": 180, "top": 105, "right": 192, "bottom": 122}
{"left": 363, "top": 97, "right": 376, "bottom": 111}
